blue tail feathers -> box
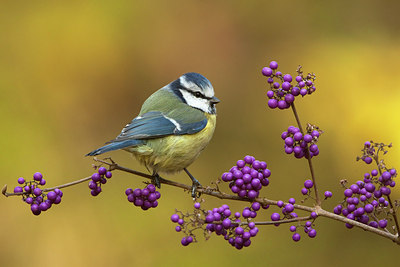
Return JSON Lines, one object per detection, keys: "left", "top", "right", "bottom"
{"left": 86, "top": 139, "right": 144, "bottom": 156}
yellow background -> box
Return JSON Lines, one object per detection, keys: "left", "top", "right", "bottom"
{"left": 1, "top": 1, "right": 399, "bottom": 266}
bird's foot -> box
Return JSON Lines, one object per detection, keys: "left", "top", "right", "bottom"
{"left": 152, "top": 172, "right": 161, "bottom": 189}
{"left": 184, "top": 168, "right": 202, "bottom": 198}
{"left": 191, "top": 180, "right": 202, "bottom": 198}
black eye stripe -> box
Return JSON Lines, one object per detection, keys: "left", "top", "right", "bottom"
{"left": 189, "top": 90, "right": 212, "bottom": 100}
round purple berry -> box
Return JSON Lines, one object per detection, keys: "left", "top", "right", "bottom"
{"left": 171, "top": 214, "right": 179, "bottom": 223}
{"left": 301, "top": 188, "right": 308, "bottom": 195}
{"left": 378, "top": 219, "right": 388, "bottom": 228}
{"left": 283, "top": 74, "right": 292, "bottom": 82}
{"left": 271, "top": 213, "right": 280, "bottom": 221}
{"left": 98, "top": 167, "right": 107, "bottom": 175}
{"left": 262, "top": 67, "right": 273, "bottom": 76}
{"left": 13, "top": 186, "right": 23, "bottom": 193}
{"left": 269, "top": 61, "right": 278, "bottom": 69}
{"left": 282, "top": 81, "right": 291, "bottom": 91}
{"left": 304, "top": 180, "right": 313, "bottom": 189}
{"left": 17, "top": 177, "right": 25, "bottom": 184}
{"left": 33, "top": 172, "right": 43, "bottom": 181}
{"left": 292, "top": 233, "right": 301, "bottom": 242}
{"left": 33, "top": 187, "right": 42, "bottom": 196}
{"left": 91, "top": 173, "right": 101, "bottom": 182}
{"left": 268, "top": 99, "right": 278, "bottom": 109}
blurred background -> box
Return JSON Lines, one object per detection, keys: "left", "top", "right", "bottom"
{"left": 1, "top": 0, "right": 400, "bottom": 266}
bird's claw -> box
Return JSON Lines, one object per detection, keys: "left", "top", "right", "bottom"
{"left": 152, "top": 173, "right": 161, "bottom": 189}
{"left": 191, "top": 181, "right": 201, "bottom": 198}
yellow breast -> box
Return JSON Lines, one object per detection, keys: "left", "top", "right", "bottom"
{"left": 126, "top": 113, "right": 216, "bottom": 173}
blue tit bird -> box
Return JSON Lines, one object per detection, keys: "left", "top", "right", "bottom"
{"left": 86, "top": 72, "right": 219, "bottom": 196}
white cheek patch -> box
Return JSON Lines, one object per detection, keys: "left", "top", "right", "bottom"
{"left": 180, "top": 89, "right": 210, "bottom": 113}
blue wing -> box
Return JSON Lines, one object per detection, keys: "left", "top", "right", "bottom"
{"left": 86, "top": 111, "right": 208, "bottom": 156}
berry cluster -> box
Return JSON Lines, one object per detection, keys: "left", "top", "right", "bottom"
{"left": 281, "top": 124, "right": 322, "bottom": 159}
{"left": 289, "top": 218, "right": 318, "bottom": 242}
{"left": 170, "top": 203, "right": 202, "bottom": 246}
{"left": 270, "top": 198, "right": 299, "bottom": 223}
{"left": 205, "top": 203, "right": 263, "bottom": 250}
{"left": 357, "top": 141, "right": 392, "bottom": 165}
{"left": 88, "top": 167, "right": 112, "bottom": 197}
{"left": 301, "top": 179, "right": 332, "bottom": 199}
{"left": 221, "top": 155, "right": 271, "bottom": 199}
{"left": 125, "top": 184, "right": 161, "bottom": 210}
{"left": 334, "top": 168, "right": 396, "bottom": 229}
{"left": 13, "top": 172, "right": 63, "bottom": 216}
{"left": 270, "top": 198, "right": 319, "bottom": 242}
{"left": 171, "top": 202, "right": 265, "bottom": 249}
{"left": 262, "top": 61, "right": 317, "bottom": 110}
{"left": 334, "top": 142, "right": 397, "bottom": 230}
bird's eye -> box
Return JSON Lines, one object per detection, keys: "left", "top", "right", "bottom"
{"left": 195, "top": 92, "right": 202, "bottom": 98}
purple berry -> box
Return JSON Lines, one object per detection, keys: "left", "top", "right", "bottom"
{"left": 13, "top": 186, "right": 23, "bottom": 193}
{"left": 31, "top": 204, "right": 41, "bottom": 215}
{"left": 284, "top": 204, "right": 294, "bottom": 213}
{"left": 363, "top": 157, "right": 372, "bottom": 164}
{"left": 308, "top": 229, "right": 317, "bottom": 238}
{"left": 344, "top": 189, "right": 353, "bottom": 197}
{"left": 251, "top": 202, "right": 261, "bottom": 211}
{"left": 91, "top": 173, "right": 101, "bottom": 182}
{"left": 17, "top": 177, "right": 25, "bottom": 184}
{"left": 269, "top": 61, "right": 278, "bottom": 69}
{"left": 292, "top": 233, "right": 301, "bottom": 242}
{"left": 171, "top": 214, "right": 179, "bottom": 223}
{"left": 378, "top": 219, "right": 388, "bottom": 228}
{"left": 194, "top": 202, "right": 201, "bottom": 209}
{"left": 304, "top": 180, "right": 313, "bottom": 189}
{"left": 262, "top": 67, "right": 273, "bottom": 76}
{"left": 301, "top": 188, "right": 308, "bottom": 195}
{"left": 283, "top": 74, "right": 292, "bottom": 82}
{"left": 47, "top": 191, "right": 57, "bottom": 201}
{"left": 365, "top": 204, "right": 374, "bottom": 213}
{"left": 236, "top": 160, "right": 245, "bottom": 168}
{"left": 33, "top": 187, "right": 42, "bottom": 196}
{"left": 278, "top": 100, "right": 289, "bottom": 109}
{"left": 271, "top": 213, "right": 280, "bottom": 221}
{"left": 282, "top": 81, "right": 291, "bottom": 91}
{"left": 98, "top": 167, "right": 107, "bottom": 175}
{"left": 105, "top": 172, "right": 112, "bottom": 178}
{"left": 324, "top": 191, "right": 332, "bottom": 198}
{"left": 33, "top": 172, "right": 43, "bottom": 181}
{"left": 291, "top": 87, "right": 300, "bottom": 96}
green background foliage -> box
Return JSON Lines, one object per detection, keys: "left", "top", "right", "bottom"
{"left": 1, "top": 1, "right": 399, "bottom": 266}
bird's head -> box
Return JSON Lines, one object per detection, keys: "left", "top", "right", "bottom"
{"left": 168, "top": 72, "right": 220, "bottom": 114}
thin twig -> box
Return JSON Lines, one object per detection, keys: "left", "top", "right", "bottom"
{"left": 291, "top": 102, "right": 321, "bottom": 206}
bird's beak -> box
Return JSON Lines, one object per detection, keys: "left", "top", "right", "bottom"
{"left": 211, "top": 96, "right": 220, "bottom": 104}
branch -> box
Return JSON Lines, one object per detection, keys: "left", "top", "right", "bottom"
{"left": 3, "top": 158, "right": 399, "bottom": 244}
